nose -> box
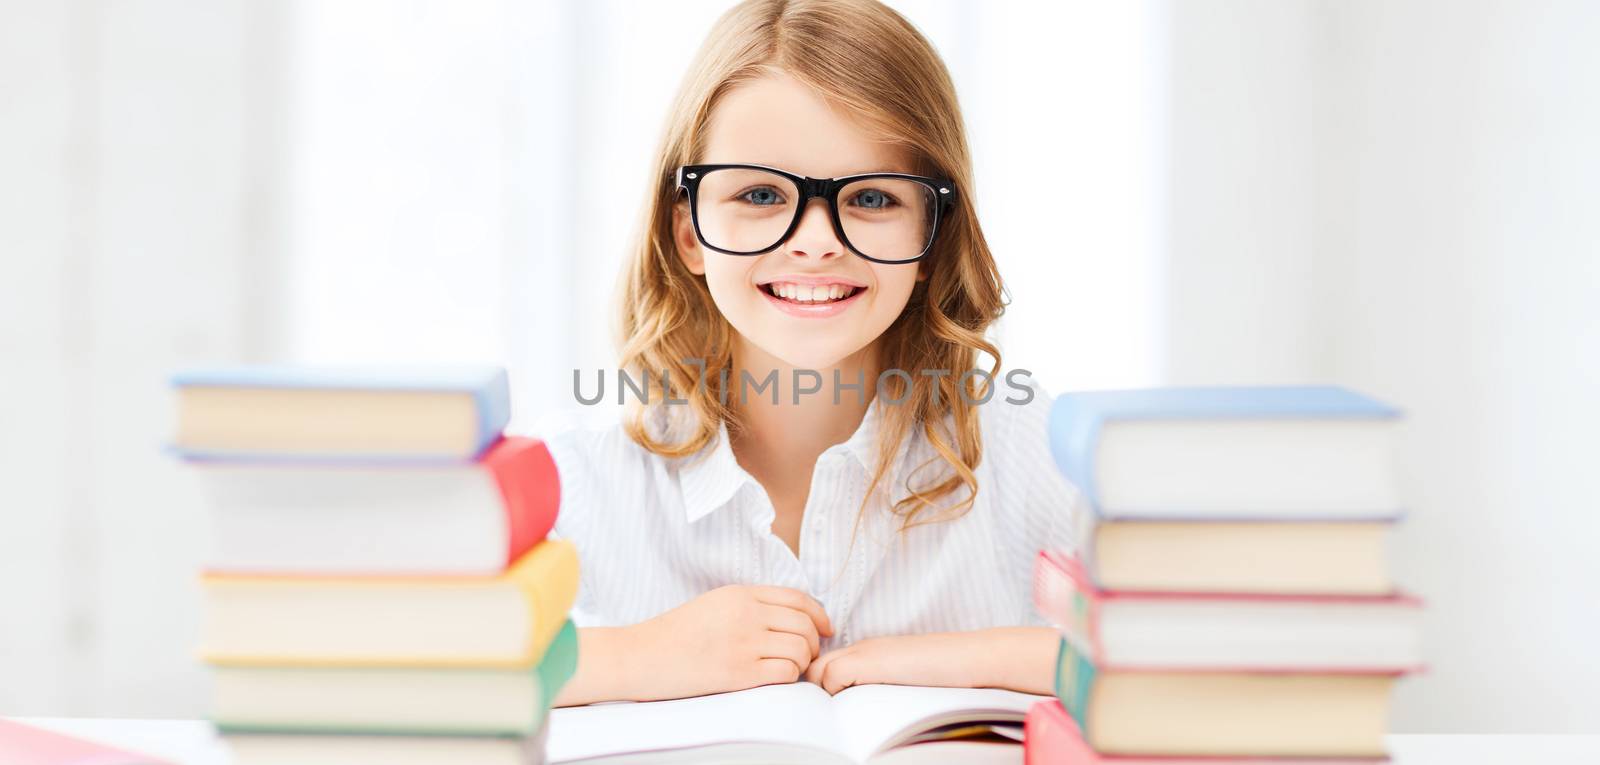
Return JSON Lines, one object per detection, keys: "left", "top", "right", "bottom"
{"left": 784, "top": 199, "right": 844, "bottom": 260}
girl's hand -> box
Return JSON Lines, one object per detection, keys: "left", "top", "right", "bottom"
{"left": 804, "top": 627, "right": 1059, "bottom": 695}
{"left": 557, "top": 585, "right": 833, "bottom": 705}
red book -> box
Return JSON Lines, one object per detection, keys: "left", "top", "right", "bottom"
{"left": 197, "top": 436, "right": 560, "bottom": 576}
{"left": 1033, "top": 551, "right": 1423, "bottom": 673}
{"left": 0, "top": 721, "right": 170, "bottom": 765}
{"left": 1023, "top": 700, "right": 1388, "bottom": 765}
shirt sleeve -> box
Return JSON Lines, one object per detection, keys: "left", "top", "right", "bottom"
{"left": 543, "top": 428, "right": 606, "bottom": 628}
{"left": 990, "top": 378, "right": 1085, "bottom": 624}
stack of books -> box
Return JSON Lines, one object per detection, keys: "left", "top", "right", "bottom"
{"left": 1024, "top": 386, "right": 1422, "bottom": 764}
{"left": 171, "top": 365, "right": 578, "bottom": 765}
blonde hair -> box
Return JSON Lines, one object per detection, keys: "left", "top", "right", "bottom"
{"left": 617, "top": 0, "right": 1006, "bottom": 527}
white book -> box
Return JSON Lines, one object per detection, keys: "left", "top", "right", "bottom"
{"left": 547, "top": 683, "right": 1042, "bottom": 765}
{"left": 1035, "top": 552, "right": 1424, "bottom": 671}
{"left": 1049, "top": 386, "right": 1403, "bottom": 521}
{"left": 192, "top": 436, "right": 559, "bottom": 577}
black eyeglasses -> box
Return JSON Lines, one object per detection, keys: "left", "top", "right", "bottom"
{"left": 675, "top": 163, "right": 956, "bottom": 264}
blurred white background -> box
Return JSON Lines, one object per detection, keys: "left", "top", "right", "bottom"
{"left": 2, "top": 0, "right": 1597, "bottom": 732}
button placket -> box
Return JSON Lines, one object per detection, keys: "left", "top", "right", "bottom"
{"left": 799, "top": 451, "right": 848, "bottom": 600}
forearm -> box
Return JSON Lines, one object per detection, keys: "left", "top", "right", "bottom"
{"left": 552, "top": 626, "right": 639, "bottom": 707}
{"left": 972, "top": 626, "right": 1059, "bottom": 695}
{"left": 810, "top": 627, "right": 1060, "bottom": 695}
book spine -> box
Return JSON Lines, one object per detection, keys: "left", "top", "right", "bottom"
{"left": 1047, "top": 394, "right": 1107, "bottom": 510}
{"left": 507, "top": 540, "right": 581, "bottom": 665}
{"left": 1024, "top": 700, "right": 1102, "bottom": 765}
{"left": 484, "top": 438, "right": 561, "bottom": 568}
{"left": 536, "top": 620, "right": 580, "bottom": 709}
{"left": 1054, "top": 638, "right": 1099, "bottom": 735}
{"left": 471, "top": 368, "right": 513, "bottom": 456}
{"left": 1034, "top": 552, "right": 1105, "bottom": 661}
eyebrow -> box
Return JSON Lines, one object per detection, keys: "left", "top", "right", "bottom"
{"left": 712, "top": 161, "right": 921, "bottom": 178}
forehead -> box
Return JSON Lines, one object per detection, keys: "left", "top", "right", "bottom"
{"left": 700, "top": 70, "right": 914, "bottom": 178}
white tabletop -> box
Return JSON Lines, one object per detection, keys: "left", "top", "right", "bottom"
{"left": 11, "top": 717, "right": 1600, "bottom": 765}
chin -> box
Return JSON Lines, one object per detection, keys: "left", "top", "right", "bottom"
{"left": 743, "top": 329, "right": 863, "bottom": 371}
{"left": 765, "top": 343, "right": 856, "bottom": 372}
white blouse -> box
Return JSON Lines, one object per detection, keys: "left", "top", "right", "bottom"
{"left": 544, "top": 383, "right": 1083, "bottom": 651}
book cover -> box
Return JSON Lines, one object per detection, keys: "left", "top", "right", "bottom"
{"left": 1072, "top": 517, "right": 1394, "bottom": 595}
{"left": 1033, "top": 551, "right": 1423, "bottom": 672}
{"left": 0, "top": 720, "right": 171, "bottom": 765}
{"left": 171, "top": 364, "right": 510, "bottom": 462}
{"left": 1047, "top": 385, "right": 1401, "bottom": 520}
{"left": 1051, "top": 639, "right": 1396, "bottom": 758}
{"left": 201, "top": 540, "right": 578, "bottom": 667}
{"left": 1023, "top": 700, "right": 1389, "bottom": 765}
{"left": 201, "top": 436, "right": 560, "bottom": 576}
{"left": 213, "top": 620, "right": 580, "bottom": 736}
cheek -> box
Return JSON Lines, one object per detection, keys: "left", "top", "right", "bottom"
{"left": 700, "top": 255, "right": 761, "bottom": 315}
{"left": 864, "top": 266, "right": 919, "bottom": 320}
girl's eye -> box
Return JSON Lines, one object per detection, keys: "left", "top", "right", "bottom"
{"left": 850, "top": 188, "right": 897, "bottom": 210}
{"left": 738, "top": 186, "right": 786, "bottom": 206}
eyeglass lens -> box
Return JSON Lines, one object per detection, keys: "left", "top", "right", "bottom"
{"left": 694, "top": 168, "right": 936, "bottom": 262}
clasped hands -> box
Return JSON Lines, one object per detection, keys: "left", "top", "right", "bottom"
{"left": 618, "top": 584, "right": 1048, "bottom": 700}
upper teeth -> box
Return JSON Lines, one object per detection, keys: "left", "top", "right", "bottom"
{"left": 770, "top": 283, "right": 854, "bottom": 302}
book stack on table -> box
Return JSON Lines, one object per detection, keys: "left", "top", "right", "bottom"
{"left": 171, "top": 365, "right": 577, "bottom": 765}
{"left": 1025, "top": 386, "right": 1423, "bottom": 765}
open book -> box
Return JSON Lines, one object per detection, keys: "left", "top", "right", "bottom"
{"left": 547, "top": 683, "right": 1045, "bottom": 764}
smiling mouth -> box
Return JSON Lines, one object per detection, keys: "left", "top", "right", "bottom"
{"left": 759, "top": 282, "right": 864, "bottom": 305}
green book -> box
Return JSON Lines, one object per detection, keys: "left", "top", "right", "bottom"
{"left": 212, "top": 620, "right": 579, "bottom": 737}
{"left": 1051, "top": 636, "right": 1396, "bottom": 757}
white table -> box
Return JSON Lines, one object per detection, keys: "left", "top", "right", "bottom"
{"left": 12, "top": 718, "right": 1600, "bottom": 764}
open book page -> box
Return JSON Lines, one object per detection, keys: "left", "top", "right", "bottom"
{"left": 828, "top": 685, "right": 1046, "bottom": 762}
{"left": 546, "top": 683, "right": 1045, "bottom": 764}
{"left": 546, "top": 683, "right": 846, "bottom": 764}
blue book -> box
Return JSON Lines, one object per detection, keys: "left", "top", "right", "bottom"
{"left": 171, "top": 364, "right": 509, "bottom": 463}
{"left": 1048, "top": 385, "right": 1402, "bottom": 521}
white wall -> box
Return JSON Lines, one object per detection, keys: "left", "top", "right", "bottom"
{"left": 1324, "top": 0, "right": 1600, "bottom": 733}
{"left": 1162, "top": 0, "right": 1600, "bottom": 732}
{"left": 0, "top": 0, "right": 279, "bottom": 715}
{"left": 968, "top": 1, "right": 1168, "bottom": 391}
{"left": 1163, "top": 0, "right": 1325, "bottom": 385}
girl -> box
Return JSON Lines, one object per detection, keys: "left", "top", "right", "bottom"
{"left": 549, "top": 0, "right": 1080, "bottom": 705}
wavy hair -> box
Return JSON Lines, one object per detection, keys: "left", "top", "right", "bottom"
{"left": 617, "top": 0, "right": 1006, "bottom": 527}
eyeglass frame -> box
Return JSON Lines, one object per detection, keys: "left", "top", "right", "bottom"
{"left": 674, "top": 163, "right": 957, "bottom": 265}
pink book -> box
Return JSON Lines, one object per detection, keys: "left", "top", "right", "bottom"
{"left": 1023, "top": 700, "right": 1389, "bottom": 765}
{"left": 199, "top": 436, "right": 561, "bottom": 577}
{"left": 0, "top": 721, "right": 170, "bottom": 765}
{"left": 1033, "top": 551, "right": 1423, "bottom": 673}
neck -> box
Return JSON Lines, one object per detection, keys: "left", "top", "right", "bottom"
{"left": 727, "top": 339, "right": 879, "bottom": 472}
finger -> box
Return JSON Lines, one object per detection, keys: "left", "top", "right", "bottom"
{"left": 763, "top": 604, "right": 821, "bottom": 658}
{"left": 751, "top": 586, "right": 834, "bottom": 637}
{"left": 805, "top": 647, "right": 841, "bottom": 685}
{"left": 820, "top": 653, "right": 858, "bottom": 695}
{"left": 755, "top": 658, "right": 802, "bottom": 686}
{"left": 761, "top": 630, "right": 813, "bottom": 675}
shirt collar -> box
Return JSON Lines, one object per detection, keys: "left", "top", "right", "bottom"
{"left": 842, "top": 397, "right": 884, "bottom": 473}
{"left": 677, "top": 421, "right": 752, "bottom": 525}
{"left": 677, "top": 400, "right": 889, "bottom": 525}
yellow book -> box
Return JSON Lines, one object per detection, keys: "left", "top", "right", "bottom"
{"left": 201, "top": 539, "right": 577, "bottom": 667}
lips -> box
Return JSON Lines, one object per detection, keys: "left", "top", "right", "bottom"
{"left": 756, "top": 275, "right": 868, "bottom": 306}
{"left": 761, "top": 281, "right": 861, "bottom": 304}
{"left": 755, "top": 275, "right": 868, "bottom": 318}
